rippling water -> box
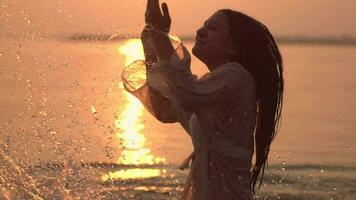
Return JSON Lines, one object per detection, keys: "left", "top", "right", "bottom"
{"left": 0, "top": 37, "right": 355, "bottom": 199}
{"left": 2, "top": 160, "right": 356, "bottom": 199}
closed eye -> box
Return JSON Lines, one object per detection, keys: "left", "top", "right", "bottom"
{"left": 211, "top": 22, "right": 218, "bottom": 30}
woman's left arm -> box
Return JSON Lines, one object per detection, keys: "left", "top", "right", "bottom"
{"left": 147, "top": 29, "right": 246, "bottom": 112}
{"left": 164, "top": 59, "right": 246, "bottom": 112}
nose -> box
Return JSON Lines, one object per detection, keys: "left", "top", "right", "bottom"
{"left": 197, "top": 27, "right": 207, "bottom": 38}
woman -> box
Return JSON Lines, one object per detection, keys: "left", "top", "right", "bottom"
{"left": 121, "top": 0, "right": 284, "bottom": 199}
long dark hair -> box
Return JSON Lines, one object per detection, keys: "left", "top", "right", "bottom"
{"left": 219, "top": 9, "right": 284, "bottom": 195}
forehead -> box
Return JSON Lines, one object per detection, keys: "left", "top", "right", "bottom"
{"left": 206, "top": 12, "right": 229, "bottom": 25}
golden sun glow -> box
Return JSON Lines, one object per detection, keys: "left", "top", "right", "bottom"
{"left": 101, "top": 39, "right": 166, "bottom": 182}
{"left": 118, "top": 39, "right": 144, "bottom": 67}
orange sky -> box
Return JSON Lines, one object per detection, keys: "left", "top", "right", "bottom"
{"left": 1, "top": 0, "right": 355, "bottom": 38}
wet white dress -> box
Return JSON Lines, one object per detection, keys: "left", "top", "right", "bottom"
{"left": 122, "top": 43, "right": 257, "bottom": 200}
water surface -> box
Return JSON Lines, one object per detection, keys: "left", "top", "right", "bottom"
{"left": 0, "top": 38, "right": 355, "bottom": 199}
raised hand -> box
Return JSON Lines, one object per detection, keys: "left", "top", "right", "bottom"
{"left": 145, "top": 0, "right": 171, "bottom": 32}
{"left": 140, "top": 25, "right": 158, "bottom": 67}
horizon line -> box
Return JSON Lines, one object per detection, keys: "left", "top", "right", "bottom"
{"left": 65, "top": 33, "right": 356, "bottom": 46}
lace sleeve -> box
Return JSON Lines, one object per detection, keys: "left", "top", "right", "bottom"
{"left": 121, "top": 60, "right": 179, "bottom": 123}
{"left": 121, "top": 59, "right": 193, "bottom": 130}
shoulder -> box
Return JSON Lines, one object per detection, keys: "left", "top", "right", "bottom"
{"left": 217, "top": 62, "right": 248, "bottom": 74}
{"left": 216, "top": 62, "right": 254, "bottom": 82}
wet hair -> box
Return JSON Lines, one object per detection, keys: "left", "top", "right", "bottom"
{"left": 219, "top": 9, "right": 284, "bottom": 195}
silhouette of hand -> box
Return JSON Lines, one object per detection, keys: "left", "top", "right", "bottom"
{"left": 140, "top": 25, "right": 158, "bottom": 66}
{"left": 145, "top": 0, "right": 171, "bottom": 33}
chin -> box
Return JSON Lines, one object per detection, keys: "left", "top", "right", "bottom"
{"left": 192, "top": 45, "right": 203, "bottom": 60}
{"left": 192, "top": 46, "right": 198, "bottom": 56}
{"left": 193, "top": 46, "right": 209, "bottom": 65}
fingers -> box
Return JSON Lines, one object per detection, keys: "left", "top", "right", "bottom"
{"left": 150, "top": 0, "right": 161, "bottom": 15}
{"left": 146, "top": 0, "right": 150, "bottom": 12}
{"left": 145, "top": 0, "right": 151, "bottom": 23}
{"left": 161, "top": 2, "right": 170, "bottom": 22}
{"left": 146, "top": 0, "right": 171, "bottom": 31}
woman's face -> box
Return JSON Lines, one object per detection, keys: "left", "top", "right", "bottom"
{"left": 192, "top": 12, "right": 234, "bottom": 68}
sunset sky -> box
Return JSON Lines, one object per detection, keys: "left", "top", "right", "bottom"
{"left": 1, "top": 0, "right": 355, "bottom": 38}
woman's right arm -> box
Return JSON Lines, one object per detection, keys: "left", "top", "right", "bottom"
{"left": 139, "top": 29, "right": 193, "bottom": 132}
{"left": 129, "top": 0, "right": 192, "bottom": 129}
{"left": 137, "top": 28, "right": 178, "bottom": 123}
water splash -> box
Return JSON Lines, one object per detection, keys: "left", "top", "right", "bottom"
{"left": 0, "top": 142, "right": 44, "bottom": 199}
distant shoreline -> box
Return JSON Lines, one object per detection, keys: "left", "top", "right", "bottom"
{"left": 66, "top": 33, "right": 356, "bottom": 46}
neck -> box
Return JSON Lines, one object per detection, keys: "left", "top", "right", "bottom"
{"left": 206, "top": 58, "right": 231, "bottom": 71}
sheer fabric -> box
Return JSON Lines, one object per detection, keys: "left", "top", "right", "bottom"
{"left": 121, "top": 43, "right": 257, "bottom": 200}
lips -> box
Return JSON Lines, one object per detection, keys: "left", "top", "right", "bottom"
{"left": 195, "top": 37, "right": 206, "bottom": 46}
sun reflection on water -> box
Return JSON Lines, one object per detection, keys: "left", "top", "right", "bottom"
{"left": 101, "top": 39, "right": 166, "bottom": 182}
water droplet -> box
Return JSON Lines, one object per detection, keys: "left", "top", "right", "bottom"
{"left": 281, "top": 167, "right": 286, "bottom": 171}
{"left": 91, "top": 105, "right": 97, "bottom": 115}
{"left": 16, "top": 54, "right": 21, "bottom": 63}
{"left": 278, "top": 177, "right": 284, "bottom": 183}
{"left": 282, "top": 161, "right": 286, "bottom": 165}
{"left": 39, "top": 111, "right": 47, "bottom": 116}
